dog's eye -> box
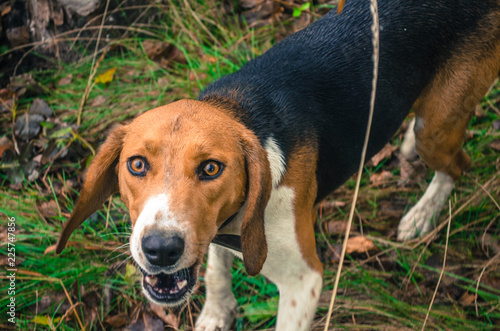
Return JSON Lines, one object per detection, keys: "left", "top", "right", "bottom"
{"left": 199, "top": 161, "right": 223, "bottom": 180}
{"left": 127, "top": 157, "right": 148, "bottom": 176}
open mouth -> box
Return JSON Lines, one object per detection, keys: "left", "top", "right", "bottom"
{"left": 139, "top": 265, "right": 197, "bottom": 305}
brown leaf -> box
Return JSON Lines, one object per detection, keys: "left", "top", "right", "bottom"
{"left": 337, "top": 0, "right": 346, "bottom": 14}
{"left": 1, "top": 6, "right": 11, "bottom": 16}
{"left": 104, "top": 312, "right": 129, "bottom": 327}
{"left": 326, "top": 220, "right": 347, "bottom": 235}
{"left": 125, "top": 311, "right": 163, "bottom": 331}
{"left": 489, "top": 140, "right": 500, "bottom": 151}
{"left": 57, "top": 74, "right": 72, "bottom": 86}
{"left": 370, "top": 170, "right": 393, "bottom": 186}
{"left": 370, "top": 143, "right": 398, "bottom": 167}
{"left": 458, "top": 292, "right": 475, "bottom": 306}
{"left": 91, "top": 95, "right": 107, "bottom": 107}
{"left": 38, "top": 200, "right": 59, "bottom": 218}
{"left": 346, "top": 236, "right": 376, "bottom": 254}
{"left": 150, "top": 303, "right": 179, "bottom": 328}
{"left": 0, "top": 136, "right": 12, "bottom": 157}
{"left": 142, "top": 40, "right": 186, "bottom": 66}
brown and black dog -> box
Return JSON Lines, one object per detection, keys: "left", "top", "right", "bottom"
{"left": 56, "top": 1, "right": 500, "bottom": 330}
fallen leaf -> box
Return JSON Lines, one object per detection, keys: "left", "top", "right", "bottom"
{"left": 370, "top": 143, "right": 398, "bottom": 167}
{"left": 57, "top": 74, "right": 72, "bottom": 86}
{"left": 489, "top": 140, "right": 500, "bottom": 151}
{"left": 0, "top": 136, "right": 12, "bottom": 157}
{"left": 91, "top": 95, "right": 107, "bottom": 107}
{"left": 370, "top": 170, "right": 393, "bottom": 186}
{"left": 337, "top": 0, "right": 346, "bottom": 14}
{"left": 30, "top": 98, "right": 53, "bottom": 118}
{"left": 493, "top": 120, "right": 500, "bottom": 130}
{"left": 326, "top": 220, "right": 347, "bottom": 235}
{"left": 150, "top": 303, "right": 179, "bottom": 328}
{"left": 458, "top": 292, "right": 475, "bottom": 306}
{"left": 14, "top": 113, "right": 44, "bottom": 140}
{"left": 1, "top": 6, "right": 11, "bottom": 16}
{"left": 30, "top": 316, "right": 60, "bottom": 327}
{"left": 104, "top": 312, "right": 129, "bottom": 327}
{"left": 95, "top": 68, "right": 116, "bottom": 84}
{"left": 125, "top": 311, "right": 163, "bottom": 331}
{"left": 38, "top": 200, "right": 60, "bottom": 218}
{"left": 346, "top": 236, "right": 376, "bottom": 254}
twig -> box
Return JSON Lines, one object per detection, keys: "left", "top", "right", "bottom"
{"left": 77, "top": 0, "right": 111, "bottom": 126}
{"left": 323, "top": 1, "right": 380, "bottom": 329}
{"left": 421, "top": 200, "right": 452, "bottom": 330}
{"left": 474, "top": 251, "right": 500, "bottom": 316}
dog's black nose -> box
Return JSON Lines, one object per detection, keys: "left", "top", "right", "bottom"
{"left": 142, "top": 234, "right": 185, "bottom": 267}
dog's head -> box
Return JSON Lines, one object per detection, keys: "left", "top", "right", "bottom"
{"left": 56, "top": 99, "right": 271, "bottom": 306}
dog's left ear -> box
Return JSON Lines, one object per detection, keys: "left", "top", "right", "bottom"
{"left": 55, "top": 125, "right": 128, "bottom": 254}
{"left": 239, "top": 131, "right": 272, "bottom": 276}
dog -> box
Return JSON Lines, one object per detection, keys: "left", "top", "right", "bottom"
{"left": 55, "top": 1, "right": 500, "bottom": 330}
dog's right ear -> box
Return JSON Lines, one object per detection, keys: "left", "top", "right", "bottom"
{"left": 55, "top": 125, "right": 127, "bottom": 254}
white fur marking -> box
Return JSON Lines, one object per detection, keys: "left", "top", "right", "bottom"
{"left": 130, "top": 193, "right": 181, "bottom": 270}
{"left": 265, "top": 137, "right": 286, "bottom": 188}
{"left": 401, "top": 118, "right": 417, "bottom": 160}
{"left": 195, "top": 245, "right": 236, "bottom": 331}
{"left": 398, "top": 171, "right": 454, "bottom": 240}
{"left": 260, "top": 186, "right": 322, "bottom": 331}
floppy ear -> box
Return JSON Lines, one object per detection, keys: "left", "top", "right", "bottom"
{"left": 55, "top": 125, "right": 127, "bottom": 254}
{"left": 239, "top": 131, "right": 272, "bottom": 276}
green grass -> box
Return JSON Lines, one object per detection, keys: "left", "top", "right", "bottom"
{"left": 1, "top": 0, "right": 499, "bottom": 330}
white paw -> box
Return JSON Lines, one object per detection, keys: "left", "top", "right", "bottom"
{"left": 195, "top": 297, "right": 237, "bottom": 331}
{"left": 398, "top": 202, "right": 437, "bottom": 240}
{"left": 397, "top": 171, "right": 454, "bottom": 241}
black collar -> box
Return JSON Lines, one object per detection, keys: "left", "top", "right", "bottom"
{"left": 212, "top": 213, "right": 242, "bottom": 252}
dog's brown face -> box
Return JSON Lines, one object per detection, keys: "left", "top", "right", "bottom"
{"left": 56, "top": 99, "right": 271, "bottom": 306}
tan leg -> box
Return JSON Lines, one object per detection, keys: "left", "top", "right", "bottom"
{"left": 398, "top": 44, "right": 500, "bottom": 240}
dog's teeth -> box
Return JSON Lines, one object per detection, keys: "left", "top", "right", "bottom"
{"left": 145, "top": 275, "right": 158, "bottom": 287}
{"left": 170, "top": 287, "right": 179, "bottom": 294}
{"left": 177, "top": 279, "right": 188, "bottom": 290}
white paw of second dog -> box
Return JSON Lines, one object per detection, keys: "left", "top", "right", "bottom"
{"left": 195, "top": 296, "right": 237, "bottom": 331}
{"left": 397, "top": 171, "right": 454, "bottom": 241}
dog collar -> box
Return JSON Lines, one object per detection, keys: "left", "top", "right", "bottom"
{"left": 212, "top": 213, "right": 242, "bottom": 252}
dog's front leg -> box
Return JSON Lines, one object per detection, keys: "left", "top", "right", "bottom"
{"left": 260, "top": 185, "right": 323, "bottom": 331}
{"left": 195, "top": 245, "right": 236, "bottom": 331}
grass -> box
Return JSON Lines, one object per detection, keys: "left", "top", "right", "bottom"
{"left": 1, "top": 0, "right": 499, "bottom": 330}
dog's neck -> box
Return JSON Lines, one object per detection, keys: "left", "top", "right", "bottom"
{"left": 212, "top": 213, "right": 242, "bottom": 252}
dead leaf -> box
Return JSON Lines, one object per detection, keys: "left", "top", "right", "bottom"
{"left": 458, "top": 292, "right": 475, "bottom": 306}
{"left": 105, "top": 312, "right": 129, "bottom": 327}
{"left": 125, "top": 311, "right": 163, "bottom": 331}
{"left": 95, "top": 68, "right": 116, "bottom": 84}
{"left": 493, "top": 120, "right": 500, "bottom": 130}
{"left": 326, "top": 220, "right": 347, "bottom": 235}
{"left": 30, "top": 98, "right": 53, "bottom": 118}
{"left": 337, "top": 0, "right": 346, "bottom": 14}
{"left": 370, "top": 143, "right": 398, "bottom": 167}
{"left": 91, "top": 95, "right": 107, "bottom": 107}
{"left": 489, "top": 140, "right": 500, "bottom": 151}
{"left": 346, "top": 236, "right": 376, "bottom": 254}
{"left": 370, "top": 170, "right": 393, "bottom": 186}
{"left": 38, "top": 200, "right": 59, "bottom": 218}
{"left": 150, "top": 303, "right": 179, "bottom": 328}
{"left": 1, "top": 6, "right": 11, "bottom": 16}
{"left": 57, "top": 74, "right": 72, "bottom": 86}
{"left": 0, "top": 136, "right": 12, "bottom": 157}
{"left": 142, "top": 40, "right": 187, "bottom": 66}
